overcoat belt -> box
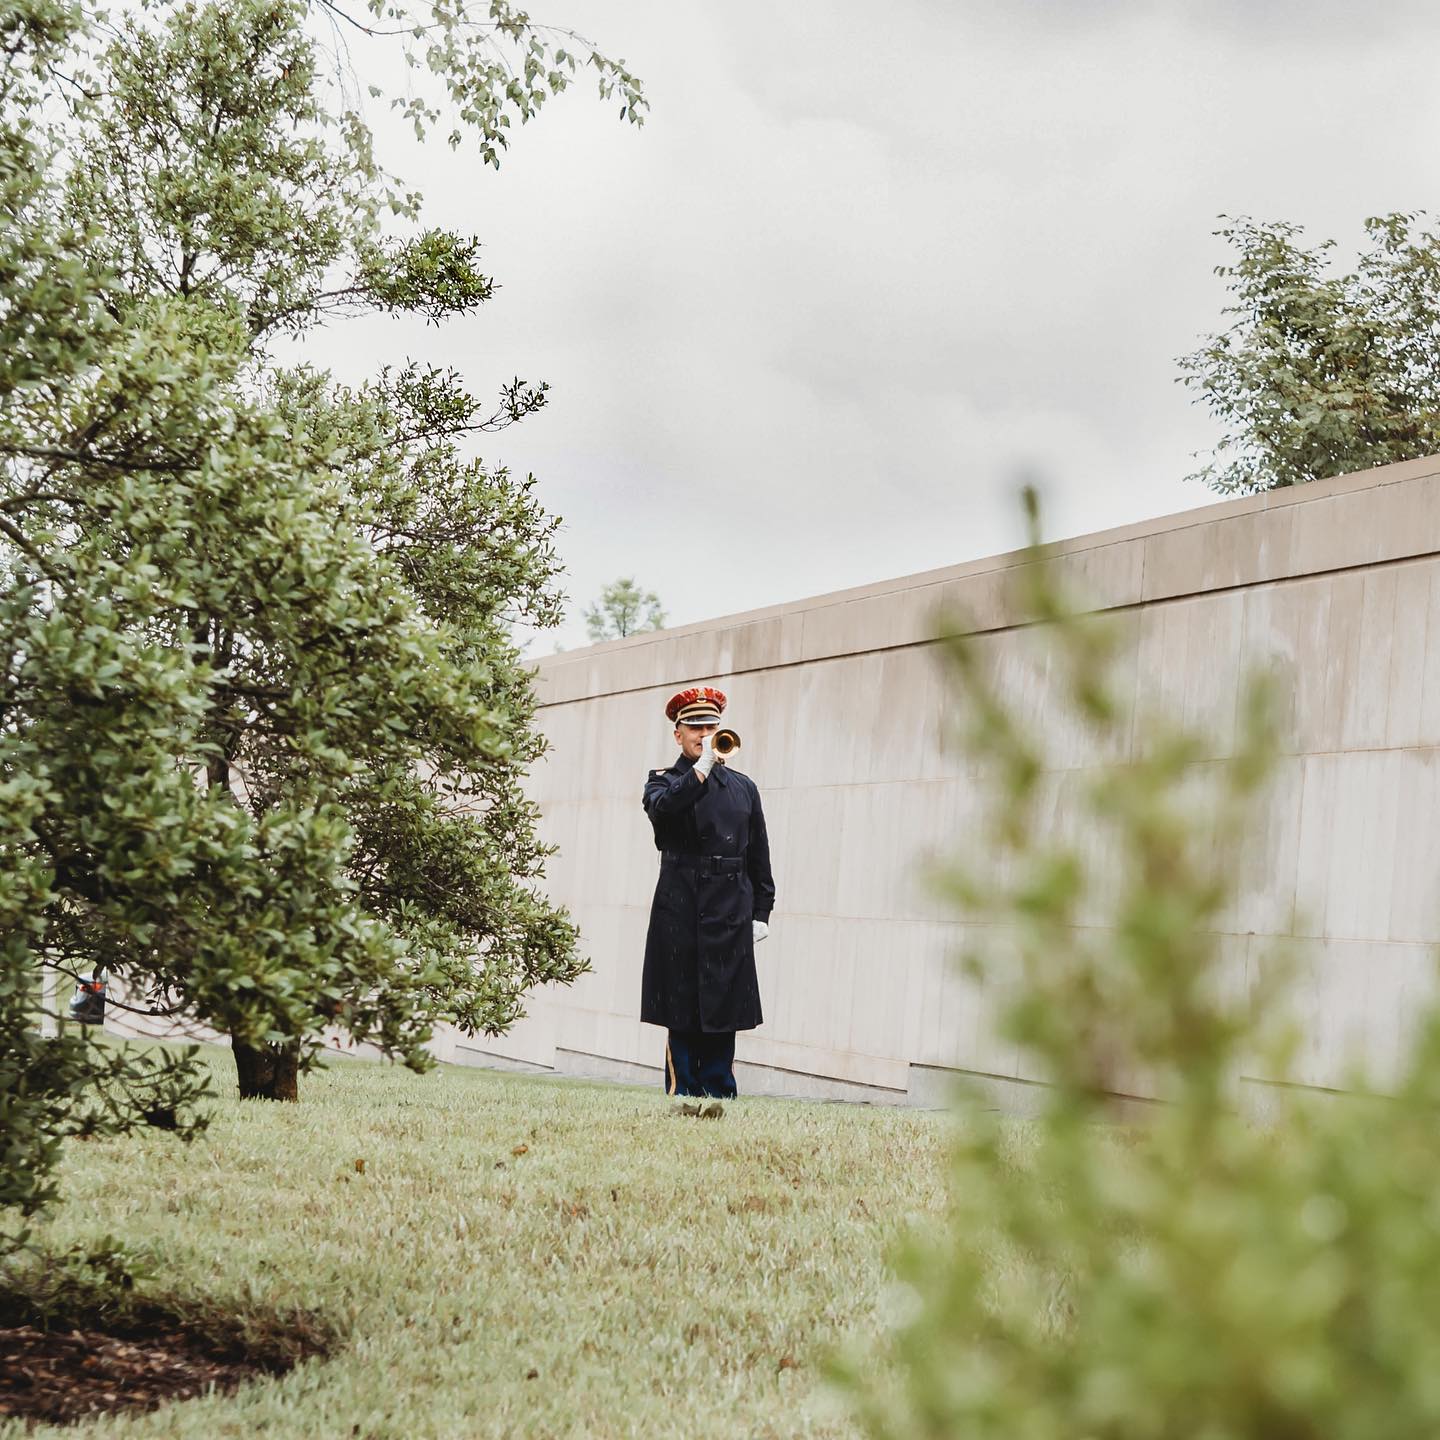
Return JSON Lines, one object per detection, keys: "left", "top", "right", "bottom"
{"left": 641, "top": 754, "right": 776, "bottom": 1033}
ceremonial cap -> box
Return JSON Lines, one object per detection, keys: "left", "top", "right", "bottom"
{"left": 666, "top": 686, "right": 727, "bottom": 726}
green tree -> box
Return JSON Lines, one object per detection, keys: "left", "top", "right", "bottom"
{"left": 584, "top": 577, "right": 666, "bottom": 642}
{"left": 0, "top": 0, "right": 219, "bottom": 1247}
{"left": 840, "top": 492, "right": 1440, "bottom": 1440}
{"left": 1180, "top": 212, "right": 1440, "bottom": 495}
{"left": 2, "top": 0, "right": 641, "bottom": 1248}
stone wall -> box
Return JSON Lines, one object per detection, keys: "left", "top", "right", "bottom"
{"left": 453, "top": 456, "right": 1440, "bottom": 1104}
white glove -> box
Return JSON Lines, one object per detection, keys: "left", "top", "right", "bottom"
{"left": 694, "top": 734, "right": 717, "bottom": 778}
{"left": 752, "top": 919, "right": 769, "bottom": 944}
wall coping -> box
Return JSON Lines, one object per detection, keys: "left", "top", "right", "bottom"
{"left": 534, "top": 454, "right": 1440, "bottom": 707}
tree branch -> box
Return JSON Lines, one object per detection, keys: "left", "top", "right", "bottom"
{"left": 0, "top": 444, "right": 199, "bottom": 473}
{"left": 0, "top": 488, "right": 69, "bottom": 513}
{"left": 0, "top": 512, "right": 65, "bottom": 581}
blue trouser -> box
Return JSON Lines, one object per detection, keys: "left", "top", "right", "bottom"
{"left": 665, "top": 1029, "right": 737, "bottom": 1098}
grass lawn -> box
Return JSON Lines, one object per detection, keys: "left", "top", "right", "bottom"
{"left": 6, "top": 1047, "right": 951, "bottom": 1439}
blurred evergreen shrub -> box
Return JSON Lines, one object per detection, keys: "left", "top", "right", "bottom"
{"left": 840, "top": 490, "right": 1440, "bottom": 1440}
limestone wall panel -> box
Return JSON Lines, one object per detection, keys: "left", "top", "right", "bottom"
{"left": 452, "top": 457, "right": 1440, "bottom": 1102}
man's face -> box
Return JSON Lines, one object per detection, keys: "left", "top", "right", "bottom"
{"left": 675, "top": 722, "right": 717, "bottom": 760}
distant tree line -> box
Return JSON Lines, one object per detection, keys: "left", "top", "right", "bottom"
{"left": 585, "top": 578, "right": 667, "bottom": 642}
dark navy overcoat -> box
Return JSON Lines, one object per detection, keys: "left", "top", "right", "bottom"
{"left": 640, "top": 754, "right": 776, "bottom": 1033}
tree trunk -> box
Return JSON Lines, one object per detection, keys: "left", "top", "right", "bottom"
{"left": 232, "top": 1037, "right": 300, "bottom": 1101}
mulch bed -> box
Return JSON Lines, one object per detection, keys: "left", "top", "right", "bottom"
{"left": 0, "top": 1323, "right": 273, "bottom": 1427}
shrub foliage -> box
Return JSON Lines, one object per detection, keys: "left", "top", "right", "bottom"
{"left": 843, "top": 491, "right": 1440, "bottom": 1439}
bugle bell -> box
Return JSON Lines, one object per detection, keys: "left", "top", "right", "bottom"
{"left": 712, "top": 727, "right": 741, "bottom": 759}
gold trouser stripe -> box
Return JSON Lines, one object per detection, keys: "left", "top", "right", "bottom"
{"left": 666, "top": 1041, "right": 677, "bottom": 1096}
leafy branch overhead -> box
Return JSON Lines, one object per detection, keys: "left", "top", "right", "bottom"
{"left": 317, "top": 0, "right": 646, "bottom": 161}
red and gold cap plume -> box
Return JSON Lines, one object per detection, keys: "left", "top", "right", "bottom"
{"left": 665, "top": 686, "right": 727, "bottom": 725}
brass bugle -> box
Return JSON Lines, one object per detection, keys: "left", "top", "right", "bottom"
{"left": 713, "top": 728, "right": 741, "bottom": 759}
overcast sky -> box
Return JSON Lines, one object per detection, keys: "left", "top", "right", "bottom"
{"left": 294, "top": 1, "right": 1440, "bottom": 652}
